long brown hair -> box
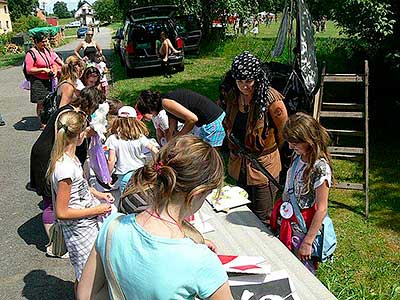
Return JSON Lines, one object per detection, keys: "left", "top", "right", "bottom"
{"left": 46, "top": 111, "right": 86, "bottom": 178}
{"left": 110, "top": 116, "right": 149, "bottom": 140}
{"left": 283, "top": 112, "right": 332, "bottom": 193}
{"left": 60, "top": 55, "right": 85, "bottom": 83}
{"left": 123, "top": 135, "right": 224, "bottom": 220}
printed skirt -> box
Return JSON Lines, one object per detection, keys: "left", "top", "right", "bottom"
{"left": 61, "top": 218, "right": 99, "bottom": 281}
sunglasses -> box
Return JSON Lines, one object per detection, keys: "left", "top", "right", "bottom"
{"left": 76, "top": 110, "right": 90, "bottom": 127}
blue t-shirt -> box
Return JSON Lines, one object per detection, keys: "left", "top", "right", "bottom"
{"left": 96, "top": 213, "right": 228, "bottom": 300}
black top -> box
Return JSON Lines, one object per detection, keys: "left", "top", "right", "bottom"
{"left": 30, "top": 105, "right": 88, "bottom": 197}
{"left": 232, "top": 110, "right": 248, "bottom": 144}
{"left": 163, "top": 89, "right": 223, "bottom": 126}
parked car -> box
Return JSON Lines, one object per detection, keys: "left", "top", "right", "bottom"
{"left": 65, "top": 21, "right": 81, "bottom": 28}
{"left": 175, "top": 15, "right": 202, "bottom": 54}
{"left": 115, "top": 5, "right": 185, "bottom": 77}
{"left": 77, "top": 26, "right": 88, "bottom": 38}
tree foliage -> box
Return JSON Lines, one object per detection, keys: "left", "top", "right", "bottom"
{"left": 12, "top": 15, "right": 48, "bottom": 33}
{"left": 8, "top": 0, "right": 39, "bottom": 21}
{"left": 93, "top": 0, "right": 121, "bottom": 22}
{"left": 53, "top": 1, "right": 71, "bottom": 19}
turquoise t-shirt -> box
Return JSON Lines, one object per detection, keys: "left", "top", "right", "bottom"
{"left": 96, "top": 213, "right": 228, "bottom": 300}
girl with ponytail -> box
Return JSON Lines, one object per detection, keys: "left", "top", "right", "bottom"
{"left": 78, "top": 135, "right": 233, "bottom": 300}
{"left": 58, "top": 55, "right": 86, "bottom": 108}
{"left": 47, "top": 111, "right": 113, "bottom": 283}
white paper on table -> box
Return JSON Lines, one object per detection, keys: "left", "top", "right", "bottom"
{"left": 190, "top": 211, "right": 214, "bottom": 234}
{"left": 206, "top": 186, "right": 251, "bottom": 211}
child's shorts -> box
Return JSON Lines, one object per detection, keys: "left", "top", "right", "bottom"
{"left": 193, "top": 112, "right": 226, "bottom": 147}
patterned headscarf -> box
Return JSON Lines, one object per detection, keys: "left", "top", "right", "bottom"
{"left": 231, "top": 51, "right": 271, "bottom": 119}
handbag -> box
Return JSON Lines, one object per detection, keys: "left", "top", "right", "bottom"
{"left": 103, "top": 215, "right": 126, "bottom": 300}
{"left": 48, "top": 222, "right": 68, "bottom": 257}
{"left": 88, "top": 134, "right": 112, "bottom": 184}
{"left": 288, "top": 156, "right": 337, "bottom": 262}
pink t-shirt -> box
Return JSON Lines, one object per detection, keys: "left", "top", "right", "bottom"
{"left": 25, "top": 47, "right": 53, "bottom": 80}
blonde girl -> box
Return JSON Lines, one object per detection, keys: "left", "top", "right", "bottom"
{"left": 273, "top": 112, "right": 333, "bottom": 271}
{"left": 105, "top": 106, "right": 159, "bottom": 193}
{"left": 58, "top": 55, "right": 86, "bottom": 108}
{"left": 78, "top": 135, "right": 233, "bottom": 300}
{"left": 47, "top": 111, "right": 113, "bottom": 282}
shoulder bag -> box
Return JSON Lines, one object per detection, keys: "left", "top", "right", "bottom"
{"left": 103, "top": 215, "right": 126, "bottom": 300}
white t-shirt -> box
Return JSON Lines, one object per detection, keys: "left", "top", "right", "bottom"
{"left": 152, "top": 110, "right": 183, "bottom": 134}
{"left": 105, "top": 134, "right": 151, "bottom": 175}
{"left": 51, "top": 154, "right": 99, "bottom": 224}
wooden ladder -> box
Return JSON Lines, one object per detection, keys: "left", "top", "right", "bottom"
{"left": 313, "top": 60, "right": 370, "bottom": 217}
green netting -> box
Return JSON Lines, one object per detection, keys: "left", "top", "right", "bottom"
{"left": 28, "top": 26, "right": 61, "bottom": 37}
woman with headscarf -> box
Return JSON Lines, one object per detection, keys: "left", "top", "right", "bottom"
{"left": 223, "top": 51, "right": 288, "bottom": 225}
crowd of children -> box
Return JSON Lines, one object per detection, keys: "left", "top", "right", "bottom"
{"left": 26, "top": 43, "right": 335, "bottom": 298}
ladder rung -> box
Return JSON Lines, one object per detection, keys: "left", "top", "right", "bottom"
{"left": 327, "top": 129, "right": 364, "bottom": 136}
{"left": 334, "top": 182, "right": 364, "bottom": 190}
{"left": 332, "top": 154, "right": 363, "bottom": 160}
{"left": 322, "top": 103, "right": 364, "bottom": 110}
{"left": 323, "top": 74, "right": 364, "bottom": 83}
{"left": 320, "top": 111, "right": 364, "bottom": 118}
{"left": 329, "top": 146, "right": 365, "bottom": 154}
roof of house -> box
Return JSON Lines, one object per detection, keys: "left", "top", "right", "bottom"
{"left": 0, "top": 0, "right": 8, "bottom": 4}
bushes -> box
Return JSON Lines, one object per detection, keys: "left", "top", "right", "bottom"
{"left": 12, "top": 15, "right": 49, "bottom": 34}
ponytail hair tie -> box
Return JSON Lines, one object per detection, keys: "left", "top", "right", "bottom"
{"left": 154, "top": 161, "right": 164, "bottom": 175}
{"left": 60, "top": 123, "right": 68, "bottom": 132}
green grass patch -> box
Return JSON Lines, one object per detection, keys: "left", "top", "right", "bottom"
{"left": 106, "top": 23, "right": 400, "bottom": 300}
{"left": 58, "top": 18, "right": 75, "bottom": 26}
{"left": 0, "top": 52, "right": 24, "bottom": 68}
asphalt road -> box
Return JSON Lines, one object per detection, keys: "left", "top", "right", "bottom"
{"left": 0, "top": 27, "right": 113, "bottom": 300}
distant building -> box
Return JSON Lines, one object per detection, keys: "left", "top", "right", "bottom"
{"left": 46, "top": 16, "right": 59, "bottom": 26}
{"left": 74, "top": 1, "right": 96, "bottom": 26}
{"left": 36, "top": 9, "right": 47, "bottom": 22}
{"left": 0, "top": 0, "right": 12, "bottom": 34}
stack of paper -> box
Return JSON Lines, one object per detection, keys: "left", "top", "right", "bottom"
{"left": 206, "top": 186, "right": 251, "bottom": 212}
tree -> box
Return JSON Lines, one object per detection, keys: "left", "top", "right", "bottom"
{"left": 12, "top": 15, "right": 48, "bottom": 33}
{"left": 8, "top": 0, "right": 39, "bottom": 21}
{"left": 93, "top": 0, "right": 121, "bottom": 22}
{"left": 53, "top": 1, "right": 71, "bottom": 19}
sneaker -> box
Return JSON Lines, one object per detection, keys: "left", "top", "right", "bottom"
{"left": 46, "top": 245, "right": 69, "bottom": 259}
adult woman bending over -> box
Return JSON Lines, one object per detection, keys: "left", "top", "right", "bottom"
{"left": 77, "top": 135, "right": 233, "bottom": 300}
{"left": 223, "top": 51, "right": 288, "bottom": 225}
{"left": 138, "top": 89, "right": 226, "bottom": 147}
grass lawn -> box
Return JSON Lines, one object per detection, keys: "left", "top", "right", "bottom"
{"left": 107, "top": 21, "right": 399, "bottom": 300}
{"left": 0, "top": 53, "right": 25, "bottom": 68}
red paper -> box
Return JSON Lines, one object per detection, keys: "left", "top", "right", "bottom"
{"left": 230, "top": 264, "right": 261, "bottom": 271}
{"left": 218, "top": 255, "right": 238, "bottom": 265}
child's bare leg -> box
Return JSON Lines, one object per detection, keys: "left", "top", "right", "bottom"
{"left": 166, "top": 39, "right": 180, "bottom": 54}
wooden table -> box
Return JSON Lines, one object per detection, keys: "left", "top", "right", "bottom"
{"left": 201, "top": 203, "right": 337, "bottom": 300}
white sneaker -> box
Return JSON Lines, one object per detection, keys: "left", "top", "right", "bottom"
{"left": 46, "top": 245, "right": 69, "bottom": 259}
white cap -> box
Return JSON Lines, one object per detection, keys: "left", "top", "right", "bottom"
{"left": 118, "top": 106, "right": 137, "bottom": 118}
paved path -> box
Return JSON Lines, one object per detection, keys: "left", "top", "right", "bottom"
{"left": 0, "top": 27, "right": 112, "bottom": 300}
